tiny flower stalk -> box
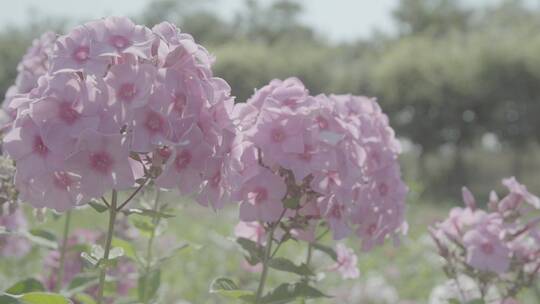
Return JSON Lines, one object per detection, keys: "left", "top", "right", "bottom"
{"left": 255, "top": 224, "right": 276, "bottom": 303}
{"left": 56, "top": 210, "right": 72, "bottom": 292}
{"left": 97, "top": 190, "right": 118, "bottom": 304}
{"left": 141, "top": 189, "right": 162, "bottom": 304}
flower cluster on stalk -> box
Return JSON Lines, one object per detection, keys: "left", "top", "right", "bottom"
{"left": 230, "top": 77, "right": 407, "bottom": 249}
{"left": 431, "top": 177, "right": 540, "bottom": 300}
{"left": 2, "top": 17, "right": 235, "bottom": 212}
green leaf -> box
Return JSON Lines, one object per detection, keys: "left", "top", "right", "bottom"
{"left": 90, "top": 245, "right": 104, "bottom": 260}
{"left": 209, "top": 278, "right": 255, "bottom": 303}
{"left": 122, "top": 208, "right": 175, "bottom": 219}
{"left": 261, "top": 283, "right": 329, "bottom": 304}
{"left": 0, "top": 295, "right": 19, "bottom": 304}
{"left": 111, "top": 238, "right": 138, "bottom": 261}
{"left": 108, "top": 247, "right": 124, "bottom": 260}
{"left": 131, "top": 217, "right": 155, "bottom": 238}
{"left": 67, "top": 274, "right": 98, "bottom": 293}
{"left": 28, "top": 229, "right": 57, "bottom": 243}
{"left": 5, "top": 278, "right": 45, "bottom": 295}
{"left": 156, "top": 243, "right": 189, "bottom": 265}
{"left": 138, "top": 269, "right": 160, "bottom": 302}
{"left": 268, "top": 258, "right": 314, "bottom": 277}
{"left": 18, "top": 292, "right": 71, "bottom": 304}
{"left": 88, "top": 200, "right": 108, "bottom": 213}
{"left": 21, "top": 231, "right": 57, "bottom": 250}
{"left": 72, "top": 293, "right": 96, "bottom": 304}
{"left": 236, "top": 237, "right": 264, "bottom": 265}
{"left": 312, "top": 243, "right": 337, "bottom": 262}
{"left": 283, "top": 197, "right": 300, "bottom": 209}
{"left": 447, "top": 299, "right": 461, "bottom": 304}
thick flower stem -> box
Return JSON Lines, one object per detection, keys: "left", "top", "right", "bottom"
{"left": 141, "top": 189, "right": 161, "bottom": 303}
{"left": 97, "top": 190, "right": 118, "bottom": 304}
{"left": 255, "top": 225, "right": 276, "bottom": 303}
{"left": 56, "top": 210, "right": 72, "bottom": 292}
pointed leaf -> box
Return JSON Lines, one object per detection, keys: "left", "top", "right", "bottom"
{"left": 108, "top": 247, "right": 124, "bottom": 260}
{"left": 5, "top": 278, "right": 45, "bottom": 295}
{"left": 122, "top": 208, "right": 175, "bottom": 219}
{"left": 88, "top": 201, "right": 108, "bottom": 213}
{"left": 72, "top": 293, "right": 96, "bottom": 304}
{"left": 261, "top": 283, "right": 329, "bottom": 304}
{"left": 268, "top": 258, "right": 314, "bottom": 277}
{"left": 18, "top": 292, "right": 71, "bottom": 304}
{"left": 236, "top": 237, "right": 264, "bottom": 265}
{"left": 0, "top": 295, "right": 18, "bottom": 304}
{"left": 28, "top": 229, "right": 57, "bottom": 243}
{"left": 67, "top": 274, "right": 98, "bottom": 293}
{"left": 209, "top": 278, "right": 255, "bottom": 303}
{"left": 312, "top": 243, "right": 337, "bottom": 262}
{"left": 111, "top": 238, "right": 137, "bottom": 261}
{"left": 138, "top": 269, "right": 160, "bottom": 302}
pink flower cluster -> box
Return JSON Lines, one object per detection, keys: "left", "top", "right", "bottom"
{"left": 42, "top": 229, "right": 136, "bottom": 299}
{"left": 431, "top": 177, "right": 540, "bottom": 297}
{"left": 229, "top": 78, "right": 407, "bottom": 249}
{"left": 1, "top": 32, "right": 56, "bottom": 129}
{"left": 2, "top": 17, "right": 234, "bottom": 211}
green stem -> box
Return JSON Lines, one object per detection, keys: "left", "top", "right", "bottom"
{"left": 255, "top": 225, "right": 276, "bottom": 303}
{"left": 97, "top": 190, "right": 118, "bottom": 304}
{"left": 306, "top": 243, "right": 313, "bottom": 266}
{"left": 56, "top": 210, "right": 72, "bottom": 292}
{"left": 142, "top": 189, "right": 161, "bottom": 303}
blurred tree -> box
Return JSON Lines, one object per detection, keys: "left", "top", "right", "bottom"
{"left": 393, "top": 0, "right": 471, "bottom": 36}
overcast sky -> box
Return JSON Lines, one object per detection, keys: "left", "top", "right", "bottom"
{"left": 1, "top": 0, "right": 509, "bottom": 42}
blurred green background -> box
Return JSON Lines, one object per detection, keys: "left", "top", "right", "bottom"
{"left": 1, "top": 0, "right": 540, "bottom": 303}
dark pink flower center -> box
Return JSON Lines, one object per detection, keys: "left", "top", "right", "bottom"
{"left": 316, "top": 116, "right": 328, "bottom": 129}
{"left": 283, "top": 98, "right": 297, "bottom": 108}
{"left": 298, "top": 145, "right": 313, "bottom": 161}
{"left": 110, "top": 35, "right": 130, "bottom": 50}
{"left": 53, "top": 171, "right": 74, "bottom": 190}
{"left": 58, "top": 102, "right": 80, "bottom": 125}
{"left": 157, "top": 146, "right": 172, "bottom": 159}
{"left": 118, "top": 83, "right": 136, "bottom": 102}
{"left": 367, "top": 223, "right": 377, "bottom": 236}
{"left": 252, "top": 187, "right": 268, "bottom": 204}
{"left": 72, "top": 46, "right": 90, "bottom": 63}
{"left": 33, "top": 136, "right": 48, "bottom": 156}
{"left": 330, "top": 203, "right": 343, "bottom": 219}
{"left": 174, "top": 150, "right": 192, "bottom": 171}
{"left": 89, "top": 151, "right": 114, "bottom": 174}
{"left": 378, "top": 183, "right": 389, "bottom": 196}
{"left": 144, "top": 111, "right": 164, "bottom": 133}
{"left": 210, "top": 171, "right": 221, "bottom": 187}
{"left": 480, "top": 242, "right": 495, "bottom": 255}
{"left": 172, "top": 93, "right": 187, "bottom": 114}
{"left": 270, "top": 127, "right": 286, "bottom": 143}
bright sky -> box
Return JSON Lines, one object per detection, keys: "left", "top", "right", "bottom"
{"left": 0, "top": 0, "right": 506, "bottom": 42}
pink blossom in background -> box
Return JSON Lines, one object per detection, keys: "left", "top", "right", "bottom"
{"left": 0, "top": 206, "right": 31, "bottom": 258}
{"left": 431, "top": 177, "right": 540, "bottom": 299}
{"left": 329, "top": 243, "right": 360, "bottom": 279}
{"left": 2, "top": 17, "right": 235, "bottom": 212}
